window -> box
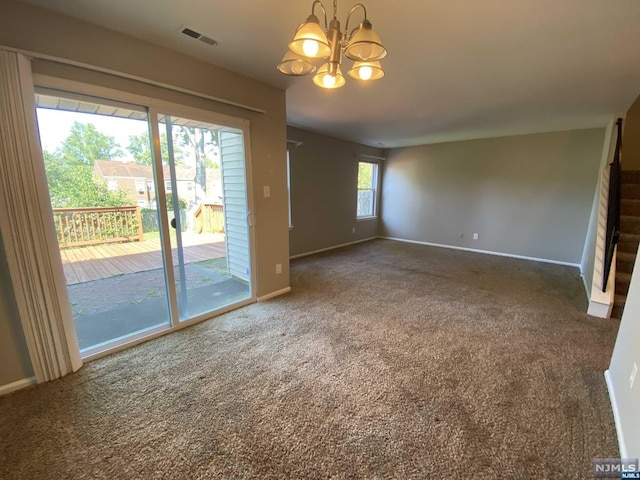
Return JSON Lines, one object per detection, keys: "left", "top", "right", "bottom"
{"left": 186, "top": 181, "right": 194, "bottom": 191}
{"left": 164, "top": 180, "right": 172, "bottom": 193}
{"left": 137, "top": 199, "right": 148, "bottom": 208}
{"left": 146, "top": 180, "right": 154, "bottom": 192}
{"left": 107, "top": 179, "right": 118, "bottom": 192}
{"left": 135, "top": 179, "right": 145, "bottom": 193}
{"left": 357, "top": 161, "right": 378, "bottom": 218}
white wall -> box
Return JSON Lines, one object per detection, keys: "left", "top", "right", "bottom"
{"left": 607, "top": 243, "right": 640, "bottom": 458}
{"left": 380, "top": 128, "right": 605, "bottom": 265}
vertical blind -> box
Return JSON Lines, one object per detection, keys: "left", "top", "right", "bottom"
{"left": 0, "top": 50, "right": 81, "bottom": 382}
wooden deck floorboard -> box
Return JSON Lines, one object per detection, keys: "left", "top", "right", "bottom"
{"left": 60, "top": 233, "right": 226, "bottom": 286}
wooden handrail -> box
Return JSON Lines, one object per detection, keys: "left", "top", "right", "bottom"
{"left": 603, "top": 118, "right": 623, "bottom": 292}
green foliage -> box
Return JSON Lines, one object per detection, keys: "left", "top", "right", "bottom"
{"left": 127, "top": 131, "right": 181, "bottom": 166}
{"left": 43, "top": 122, "right": 131, "bottom": 208}
{"left": 205, "top": 157, "right": 220, "bottom": 169}
{"left": 167, "top": 195, "right": 187, "bottom": 211}
{"left": 358, "top": 162, "right": 375, "bottom": 189}
{"left": 60, "top": 122, "right": 123, "bottom": 166}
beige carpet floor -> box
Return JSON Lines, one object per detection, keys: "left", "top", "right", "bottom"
{"left": 0, "top": 239, "right": 621, "bottom": 479}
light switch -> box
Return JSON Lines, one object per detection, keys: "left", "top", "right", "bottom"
{"left": 263, "top": 185, "right": 270, "bottom": 198}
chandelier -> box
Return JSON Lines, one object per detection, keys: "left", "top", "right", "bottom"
{"left": 277, "top": 0, "right": 387, "bottom": 89}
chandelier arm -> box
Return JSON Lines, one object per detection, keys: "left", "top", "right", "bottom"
{"left": 343, "top": 4, "right": 367, "bottom": 41}
{"left": 311, "top": 0, "right": 329, "bottom": 30}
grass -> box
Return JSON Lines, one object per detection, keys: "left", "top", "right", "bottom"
{"left": 195, "top": 257, "right": 228, "bottom": 275}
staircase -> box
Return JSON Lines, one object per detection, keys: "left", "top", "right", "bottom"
{"left": 613, "top": 170, "right": 640, "bottom": 319}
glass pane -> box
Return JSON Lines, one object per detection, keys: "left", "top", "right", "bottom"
{"left": 158, "top": 115, "right": 251, "bottom": 321}
{"left": 357, "top": 189, "right": 374, "bottom": 217}
{"left": 35, "top": 93, "right": 172, "bottom": 354}
{"left": 358, "top": 161, "right": 374, "bottom": 189}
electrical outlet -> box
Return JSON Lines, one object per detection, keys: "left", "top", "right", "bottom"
{"left": 473, "top": 233, "right": 479, "bottom": 240}
{"left": 352, "top": 227, "right": 356, "bottom": 234}
{"left": 275, "top": 263, "right": 282, "bottom": 274}
{"left": 459, "top": 233, "right": 464, "bottom": 239}
{"left": 263, "top": 185, "right": 270, "bottom": 198}
{"left": 630, "top": 362, "right": 638, "bottom": 389}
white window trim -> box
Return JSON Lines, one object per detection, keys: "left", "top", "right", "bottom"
{"left": 356, "top": 160, "right": 379, "bottom": 219}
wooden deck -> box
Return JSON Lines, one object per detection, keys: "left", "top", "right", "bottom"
{"left": 60, "top": 233, "right": 226, "bottom": 285}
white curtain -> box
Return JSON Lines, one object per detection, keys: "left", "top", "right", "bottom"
{"left": 0, "top": 50, "right": 81, "bottom": 382}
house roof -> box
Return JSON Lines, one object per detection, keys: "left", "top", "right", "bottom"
{"left": 94, "top": 160, "right": 221, "bottom": 182}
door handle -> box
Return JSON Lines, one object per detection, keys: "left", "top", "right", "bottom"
{"left": 170, "top": 218, "right": 177, "bottom": 229}
{"left": 247, "top": 212, "right": 253, "bottom": 227}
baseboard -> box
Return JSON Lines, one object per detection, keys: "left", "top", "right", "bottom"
{"left": 0, "top": 376, "right": 36, "bottom": 396}
{"left": 378, "top": 236, "right": 581, "bottom": 268}
{"left": 257, "top": 287, "right": 292, "bottom": 302}
{"left": 290, "top": 237, "right": 377, "bottom": 260}
{"left": 581, "top": 274, "right": 591, "bottom": 301}
{"left": 587, "top": 299, "right": 612, "bottom": 319}
{"left": 605, "top": 370, "right": 627, "bottom": 458}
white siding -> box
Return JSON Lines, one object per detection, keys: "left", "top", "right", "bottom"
{"left": 220, "top": 132, "right": 250, "bottom": 282}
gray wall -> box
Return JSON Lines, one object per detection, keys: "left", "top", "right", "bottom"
{"left": 287, "top": 126, "right": 384, "bottom": 257}
{"left": 380, "top": 129, "right": 605, "bottom": 265}
{"left": 608, "top": 243, "right": 640, "bottom": 457}
{"left": 0, "top": 0, "right": 289, "bottom": 388}
{"left": 0, "top": 233, "right": 34, "bottom": 386}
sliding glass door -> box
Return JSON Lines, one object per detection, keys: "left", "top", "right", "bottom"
{"left": 158, "top": 114, "right": 252, "bottom": 321}
{"left": 34, "top": 89, "right": 254, "bottom": 357}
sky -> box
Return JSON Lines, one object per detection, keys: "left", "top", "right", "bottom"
{"left": 35, "top": 106, "right": 225, "bottom": 169}
{"left": 36, "top": 108, "right": 149, "bottom": 163}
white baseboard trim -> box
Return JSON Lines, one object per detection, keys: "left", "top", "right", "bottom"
{"left": 0, "top": 376, "right": 36, "bottom": 396}
{"left": 257, "top": 287, "right": 292, "bottom": 302}
{"left": 587, "top": 299, "right": 613, "bottom": 319}
{"left": 378, "top": 236, "right": 581, "bottom": 268}
{"left": 290, "top": 237, "right": 377, "bottom": 260}
{"left": 604, "top": 369, "right": 627, "bottom": 458}
{"left": 581, "top": 274, "right": 592, "bottom": 302}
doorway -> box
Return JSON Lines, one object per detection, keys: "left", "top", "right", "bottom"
{"left": 34, "top": 90, "right": 255, "bottom": 357}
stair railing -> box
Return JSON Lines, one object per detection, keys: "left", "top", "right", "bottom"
{"left": 603, "top": 117, "right": 623, "bottom": 291}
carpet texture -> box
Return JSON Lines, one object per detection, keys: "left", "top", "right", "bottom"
{"left": 0, "top": 239, "right": 621, "bottom": 479}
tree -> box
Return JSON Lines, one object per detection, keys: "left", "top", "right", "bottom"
{"left": 175, "top": 126, "right": 219, "bottom": 201}
{"left": 127, "top": 131, "right": 180, "bottom": 166}
{"left": 358, "top": 162, "right": 374, "bottom": 189}
{"left": 60, "top": 121, "right": 123, "bottom": 165}
{"left": 43, "top": 123, "right": 131, "bottom": 208}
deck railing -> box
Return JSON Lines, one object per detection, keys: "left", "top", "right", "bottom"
{"left": 52, "top": 206, "right": 143, "bottom": 248}
{"left": 194, "top": 203, "right": 224, "bottom": 234}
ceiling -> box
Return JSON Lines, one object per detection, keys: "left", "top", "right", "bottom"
{"left": 19, "top": 0, "right": 640, "bottom": 148}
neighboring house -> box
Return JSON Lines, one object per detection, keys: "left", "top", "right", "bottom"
{"left": 93, "top": 160, "right": 223, "bottom": 208}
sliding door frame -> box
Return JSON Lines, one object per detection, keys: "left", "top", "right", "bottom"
{"left": 32, "top": 74, "right": 258, "bottom": 362}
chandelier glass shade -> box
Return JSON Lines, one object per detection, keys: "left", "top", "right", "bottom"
{"left": 278, "top": 0, "right": 387, "bottom": 89}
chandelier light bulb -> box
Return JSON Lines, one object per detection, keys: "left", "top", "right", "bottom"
{"left": 279, "top": 1, "right": 387, "bottom": 88}
{"left": 322, "top": 74, "right": 336, "bottom": 88}
{"left": 302, "top": 39, "right": 320, "bottom": 57}
{"left": 358, "top": 65, "right": 373, "bottom": 80}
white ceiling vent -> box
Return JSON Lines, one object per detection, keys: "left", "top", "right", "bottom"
{"left": 179, "top": 26, "right": 217, "bottom": 46}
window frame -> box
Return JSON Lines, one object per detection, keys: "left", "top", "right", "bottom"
{"left": 356, "top": 160, "right": 379, "bottom": 220}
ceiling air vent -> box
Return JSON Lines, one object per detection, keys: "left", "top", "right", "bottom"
{"left": 179, "top": 26, "right": 218, "bottom": 47}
